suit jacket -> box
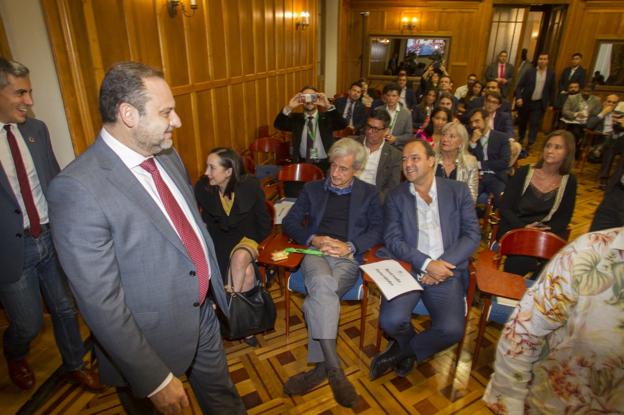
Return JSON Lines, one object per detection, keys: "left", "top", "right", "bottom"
{"left": 372, "top": 104, "right": 413, "bottom": 146}
{"left": 282, "top": 178, "right": 383, "bottom": 263}
{"left": 48, "top": 137, "right": 229, "bottom": 397}
{"left": 515, "top": 67, "right": 557, "bottom": 110}
{"left": 468, "top": 129, "right": 511, "bottom": 183}
{"left": 492, "top": 110, "right": 514, "bottom": 138}
{"left": 355, "top": 136, "right": 402, "bottom": 202}
{"left": 334, "top": 97, "right": 367, "bottom": 132}
{"left": 561, "top": 94, "right": 601, "bottom": 123}
{"left": 383, "top": 179, "right": 480, "bottom": 279}
{"left": 194, "top": 175, "right": 272, "bottom": 279}
{"left": 1, "top": 118, "right": 60, "bottom": 284}
{"left": 274, "top": 108, "right": 348, "bottom": 162}
{"left": 400, "top": 87, "right": 417, "bottom": 110}
{"left": 461, "top": 96, "right": 512, "bottom": 124}
{"left": 485, "top": 62, "right": 515, "bottom": 95}
{"left": 559, "top": 65, "right": 587, "bottom": 90}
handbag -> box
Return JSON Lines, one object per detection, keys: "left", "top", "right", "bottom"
{"left": 219, "top": 262, "right": 276, "bottom": 340}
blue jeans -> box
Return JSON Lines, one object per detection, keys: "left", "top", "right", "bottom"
{"left": 379, "top": 274, "right": 465, "bottom": 361}
{"left": 0, "top": 228, "right": 85, "bottom": 371}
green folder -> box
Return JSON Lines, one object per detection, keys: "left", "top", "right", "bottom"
{"left": 284, "top": 247, "right": 324, "bottom": 256}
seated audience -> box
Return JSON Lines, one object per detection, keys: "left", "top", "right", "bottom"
{"left": 282, "top": 138, "right": 383, "bottom": 407}
{"left": 397, "top": 73, "right": 416, "bottom": 110}
{"left": 274, "top": 86, "right": 348, "bottom": 172}
{"left": 484, "top": 226, "right": 624, "bottom": 415}
{"left": 587, "top": 94, "right": 623, "bottom": 189}
{"left": 555, "top": 52, "right": 586, "bottom": 110}
{"left": 334, "top": 81, "right": 367, "bottom": 132}
{"left": 437, "top": 92, "right": 457, "bottom": 118}
{"left": 465, "top": 80, "right": 512, "bottom": 117}
{"left": 373, "top": 83, "right": 413, "bottom": 147}
{"left": 483, "top": 92, "right": 514, "bottom": 138}
{"left": 454, "top": 73, "right": 478, "bottom": 100}
{"left": 356, "top": 110, "right": 402, "bottom": 202}
{"left": 485, "top": 50, "right": 514, "bottom": 96}
{"left": 413, "top": 88, "right": 437, "bottom": 129}
{"left": 498, "top": 130, "right": 577, "bottom": 276}
{"left": 435, "top": 122, "right": 479, "bottom": 202}
{"left": 420, "top": 64, "right": 446, "bottom": 92}
{"left": 468, "top": 109, "right": 511, "bottom": 207}
{"left": 457, "top": 80, "right": 483, "bottom": 117}
{"left": 561, "top": 82, "right": 601, "bottom": 154}
{"left": 590, "top": 173, "right": 624, "bottom": 231}
{"left": 194, "top": 148, "right": 272, "bottom": 346}
{"left": 357, "top": 77, "right": 376, "bottom": 107}
{"left": 369, "top": 139, "right": 480, "bottom": 379}
{"left": 438, "top": 75, "right": 459, "bottom": 108}
{"left": 417, "top": 107, "right": 452, "bottom": 144}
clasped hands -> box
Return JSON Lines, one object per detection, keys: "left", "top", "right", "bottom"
{"left": 420, "top": 259, "right": 456, "bottom": 286}
{"left": 311, "top": 235, "right": 352, "bottom": 258}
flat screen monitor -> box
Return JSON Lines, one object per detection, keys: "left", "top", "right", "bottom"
{"left": 405, "top": 38, "right": 447, "bottom": 57}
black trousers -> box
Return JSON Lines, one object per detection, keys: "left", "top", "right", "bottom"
{"left": 517, "top": 99, "right": 545, "bottom": 147}
{"left": 598, "top": 136, "right": 624, "bottom": 180}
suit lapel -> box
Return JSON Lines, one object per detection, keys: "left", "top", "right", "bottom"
{"left": 436, "top": 180, "right": 451, "bottom": 249}
{"left": 347, "top": 180, "right": 361, "bottom": 238}
{"left": 401, "top": 182, "right": 419, "bottom": 246}
{"left": 375, "top": 146, "right": 389, "bottom": 185}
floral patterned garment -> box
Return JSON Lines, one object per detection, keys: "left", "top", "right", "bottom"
{"left": 483, "top": 227, "right": 624, "bottom": 414}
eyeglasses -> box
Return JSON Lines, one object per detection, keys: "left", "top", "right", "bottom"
{"left": 366, "top": 124, "right": 386, "bottom": 133}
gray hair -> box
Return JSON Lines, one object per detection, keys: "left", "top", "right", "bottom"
{"left": 436, "top": 122, "right": 477, "bottom": 168}
{"left": 329, "top": 137, "right": 368, "bottom": 172}
{"left": 0, "top": 57, "right": 30, "bottom": 89}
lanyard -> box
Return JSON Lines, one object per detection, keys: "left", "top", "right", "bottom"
{"left": 306, "top": 113, "right": 318, "bottom": 142}
{"left": 387, "top": 105, "right": 399, "bottom": 131}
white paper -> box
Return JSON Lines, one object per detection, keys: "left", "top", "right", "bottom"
{"left": 273, "top": 200, "right": 294, "bottom": 224}
{"left": 359, "top": 260, "right": 423, "bottom": 300}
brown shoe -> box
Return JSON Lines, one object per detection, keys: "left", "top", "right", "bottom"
{"left": 66, "top": 367, "right": 105, "bottom": 392}
{"left": 327, "top": 367, "right": 358, "bottom": 408}
{"left": 8, "top": 358, "right": 35, "bottom": 390}
{"left": 283, "top": 363, "right": 327, "bottom": 395}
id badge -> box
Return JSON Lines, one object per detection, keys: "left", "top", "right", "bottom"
{"left": 310, "top": 148, "right": 318, "bottom": 160}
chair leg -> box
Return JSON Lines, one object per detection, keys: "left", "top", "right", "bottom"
{"left": 473, "top": 296, "right": 491, "bottom": 367}
{"left": 359, "top": 283, "right": 368, "bottom": 351}
{"left": 284, "top": 271, "right": 291, "bottom": 336}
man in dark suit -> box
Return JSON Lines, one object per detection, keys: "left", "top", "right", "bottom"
{"left": 463, "top": 80, "right": 512, "bottom": 123}
{"left": 48, "top": 62, "right": 245, "bottom": 414}
{"left": 0, "top": 58, "right": 100, "bottom": 392}
{"left": 355, "top": 110, "right": 402, "bottom": 202}
{"left": 587, "top": 94, "right": 623, "bottom": 188}
{"left": 515, "top": 53, "right": 557, "bottom": 148}
{"left": 334, "top": 81, "right": 367, "bottom": 133}
{"left": 558, "top": 53, "right": 587, "bottom": 99}
{"left": 468, "top": 109, "right": 511, "bottom": 207}
{"left": 397, "top": 73, "right": 416, "bottom": 110}
{"left": 282, "top": 138, "right": 383, "bottom": 407}
{"left": 484, "top": 92, "right": 514, "bottom": 138}
{"left": 274, "top": 86, "right": 348, "bottom": 173}
{"left": 369, "top": 138, "right": 480, "bottom": 379}
{"left": 485, "top": 50, "right": 515, "bottom": 96}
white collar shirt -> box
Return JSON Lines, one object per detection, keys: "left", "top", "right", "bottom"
{"left": 359, "top": 138, "right": 384, "bottom": 185}
{"left": 531, "top": 69, "right": 547, "bottom": 101}
{"left": 409, "top": 178, "right": 444, "bottom": 270}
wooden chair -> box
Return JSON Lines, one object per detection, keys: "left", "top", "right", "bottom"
{"left": 472, "top": 228, "right": 567, "bottom": 365}
{"left": 334, "top": 126, "right": 355, "bottom": 138}
{"left": 248, "top": 137, "right": 291, "bottom": 166}
{"left": 361, "top": 245, "right": 477, "bottom": 363}
{"left": 277, "top": 163, "right": 324, "bottom": 198}
{"left": 578, "top": 128, "right": 606, "bottom": 173}
{"left": 257, "top": 124, "right": 270, "bottom": 139}
{"left": 242, "top": 154, "right": 256, "bottom": 175}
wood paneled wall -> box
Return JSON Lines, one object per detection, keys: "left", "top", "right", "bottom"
{"left": 41, "top": 0, "right": 317, "bottom": 180}
{"left": 338, "top": 0, "right": 624, "bottom": 96}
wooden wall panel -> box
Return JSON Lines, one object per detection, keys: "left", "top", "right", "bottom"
{"left": 42, "top": 0, "right": 317, "bottom": 181}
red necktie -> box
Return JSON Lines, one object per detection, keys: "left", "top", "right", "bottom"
{"left": 140, "top": 158, "right": 209, "bottom": 303}
{"left": 4, "top": 125, "right": 41, "bottom": 237}
{"left": 499, "top": 64, "right": 505, "bottom": 79}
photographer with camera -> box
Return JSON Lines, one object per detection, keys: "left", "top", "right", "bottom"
{"left": 274, "top": 86, "right": 348, "bottom": 173}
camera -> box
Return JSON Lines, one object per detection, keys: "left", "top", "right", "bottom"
{"left": 299, "top": 93, "right": 318, "bottom": 104}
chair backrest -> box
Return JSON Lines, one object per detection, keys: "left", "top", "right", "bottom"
{"left": 242, "top": 154, "right": 256, "bottom": 175}
{"left": 334, "top": 126, "right": 355, "bottom": 138}
{"left": 257, "top": 125, "right": 270, "bottom": 138}
{"left": 265, "top": 200, "right": 275, "bottom": 224}
{"left": 249, "top": 137, "right": 290, "bottom": 165}
{"left": 498, "top": 228, "right": 567, "bottom": 263}
{"left": 277, "top": 163, "right": 324, "bottom": 182}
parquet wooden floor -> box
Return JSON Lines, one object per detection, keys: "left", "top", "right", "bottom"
{"left": 1, "top": 133, "right": 608, "bottom": 415}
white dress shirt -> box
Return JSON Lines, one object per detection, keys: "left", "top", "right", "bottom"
{"left": 409, "top": 178, "right": 444, "bottom": 273}
{"left": 0, "top": 122, "right": 49, "bottom": 228}
{"left": 531, "top": 69, "right": 547, "bottom": 101}
{"left": 359, "top": 139, "right": 384, "bottom": 185}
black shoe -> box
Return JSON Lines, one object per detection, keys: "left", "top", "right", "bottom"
{"left": 369, "top": 340, "right": 404, "bottom": 380}
{"left": 327, "top": 367, "right": 358, "bottom": 408}
{"left": 283, "top": 363, "right": 327, "bottom": 395}
{"left": 395, "top": 356, "right": 415, "bottom": 377}
{"left": 243, "top": 335, "right": 258, "bottom": 347}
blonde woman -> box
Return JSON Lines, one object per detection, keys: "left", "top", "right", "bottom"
{"left": 434, "top": 122, "right": 479, "bottom": 202}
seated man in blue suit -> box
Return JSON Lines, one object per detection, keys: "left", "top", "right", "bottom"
{"left": 484, "top": 92, "right": 514, "bottom": 138}
{"left": 282, "top": 137, "right": 383, "bottom": 407}
{"left": 369, "top": 138, "right": 480, "bottom": 379}
{"left": 468, "top": 108, "right": 511, "bottom": 207}
{"left": 334, "top": 81, "right": 367, "bottom": 133}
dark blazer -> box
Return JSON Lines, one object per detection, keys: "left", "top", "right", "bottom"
{"left": 468, "top": 129, "right": 511, "bottom": 183}
{"left": 1, "top": 118, "right": 60, "bottom": 284}
{"left": 485, "top": 62, "right": 515, "bottom": 95}
{"left": 355, "top": 136, "right": 402, "bottom": 202}
{"left": 334, "top": 97, "right": 367, "bottom": 132}
{"left": 401, "top": 87, "right": 417, "bottom": 110}
{"left": 465, "top": 96, "right": 512, "bottom": 114}
{"left": 559, "top": 65, "right": 587, "bottom": 90}
{"left": 412, "top": 105, "right": 431, "bottom": 128}
{"left": 282, "top": 178, "right": 383, "bottom": 262}
{"left": 590, "top": 181, "right": 624, "bottom": 231}
{"left": 48, "top": 137, "right": 229, "bottom": 396}
{"left": 194, "top": 175, "right": 272, "bottom": 279}
{"left": 274, "top": 108, "right": 348, "bottom": 162}
{"left": 499, "top": 165, "right": 577, "bottom": 239}
{"left": 492, "top": 110, "right": 514, "bottom": 138}
{"left": 515, "top": 67, "right": 557, "bottom": 110}
{"left": 383, "top": 179, "right": 480, "bottom": 279}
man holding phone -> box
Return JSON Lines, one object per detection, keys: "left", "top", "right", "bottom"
{"left": 587, "top": 94, "right": 623, "bottom": 188}
{"left": 274, "top": 86, "right": 348, "bottom": 173}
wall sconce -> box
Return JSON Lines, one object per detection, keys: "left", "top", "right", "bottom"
{"left": 168, "top": 0, "right": 198, "bottom": 18}
{"left": 401, "top": 16, "right": 418, "bottom": 30}
{"left": 295, "top": 11, "right": 310, "bottom": 30}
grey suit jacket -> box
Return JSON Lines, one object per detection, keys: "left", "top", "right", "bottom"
{"left": 374, "top": 104, "right": 413, "bottom": 146}
{"left": 0, "top": 117, "right": 60, "bottom": 284}
{"left": 355, "top": 136, "right": 402, "bottom": 202}
{"left": 48, "top": 137, "right": 228, "bottom": 397}
{"left": 561, "top": 94, "right": 601, "bottom": 123}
